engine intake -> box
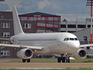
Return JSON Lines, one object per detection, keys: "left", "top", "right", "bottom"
{"left": 79, "top": 50, "right": 86, "bottom": 57}
{"left": 71, "top": 49, "right": 87, "bottom": 59}
{"left": 25, "top": 49, "right": 32, "bottom": 57}
{"left": 17, "top": 48, "right": 33, "bottom": 59}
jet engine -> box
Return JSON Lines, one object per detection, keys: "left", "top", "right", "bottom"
{"left": 17, "top": 48, "right": 33, "bottom": 59}
{"left": 71, "top": 48, "right": 87, "bottom": 59}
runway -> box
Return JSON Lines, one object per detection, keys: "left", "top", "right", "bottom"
{"left": 0, "top": 62, "right": 93, "bottom": 69}
{"left": 0, "top": 59, "right": 93, "bottom": 69}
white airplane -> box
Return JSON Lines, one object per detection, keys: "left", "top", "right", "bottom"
{"left": 0, "top": 6, "right": 92, "bottom": 63}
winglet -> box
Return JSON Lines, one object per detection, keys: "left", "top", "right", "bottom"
{"left": 12, "top": 6, "right": 24, "bottom": 35}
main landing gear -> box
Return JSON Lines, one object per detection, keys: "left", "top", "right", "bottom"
{"left": 57, "top": 54, "right": 70, "bottom": 63}
{"left": 22, "top": 59, "right": 30, "bottom": 63}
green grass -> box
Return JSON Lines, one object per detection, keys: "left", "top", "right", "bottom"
{"left": 0, "top": 68, "right": 93, "bottom": 70}
{"left": 10, "top": 59, "right": 57, "bottom": 62}
{"left": 10, "top": 58, "right": 93, "bottom": 63}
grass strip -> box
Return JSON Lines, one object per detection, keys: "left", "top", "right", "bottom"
{"left": 10, "top": 58, "right": 93, "bottom": 63}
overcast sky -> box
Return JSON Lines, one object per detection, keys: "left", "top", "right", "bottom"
{"left": 0, "top": 0, "right": 91, "bottom": 21}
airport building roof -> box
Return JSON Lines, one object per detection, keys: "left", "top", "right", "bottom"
{"left": 19, "top": 12, "right": 60, "bottom": 17}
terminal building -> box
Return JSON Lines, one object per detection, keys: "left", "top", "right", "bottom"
{"left": 0, "top": 11, "right": 61, "bottom": 58}
{"left": 60, "top": 19, "right": 93, "bottom": 44}
{"left": 60, "top": 19, "right": 91, "bottom": 33}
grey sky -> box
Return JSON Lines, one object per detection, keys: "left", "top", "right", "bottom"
{"left": 0, "top": 0, "right": 91, "bottom": 21}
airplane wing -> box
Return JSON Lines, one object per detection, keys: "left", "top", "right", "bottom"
{"left": 0, "top": 38, "right": 13, "bottom": 44}
{"left": 0, "top": 44, "right": 43, "bottom": 50}
{"left": 87, "top": 54, "right": 93, "bottom": 56}
{"left": 80, "top": 44, "right": 93, "bottom": 47}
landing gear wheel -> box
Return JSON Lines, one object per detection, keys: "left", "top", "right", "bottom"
{"left": 57, "top": 57, "right": 61, "bottom": 63}
{"left": 65, "top": 57, "right": 70, "bottom": 63}
{"left": 27, "top": 59, "right": 30, "bottom": 63}
{"left": 62, "top": 57, "right": 65, "bottom": 63}
{"left": 22, "top": 59, "right": 26, "bottom": 63}
{"left": 67, "top": 58, "right": 70, "bottom": 63}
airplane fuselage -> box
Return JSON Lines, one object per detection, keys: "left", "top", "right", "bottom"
{"left": 11, "top": 32, "right": 80, "bottom": 55}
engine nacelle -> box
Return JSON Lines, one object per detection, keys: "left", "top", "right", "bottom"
{"left": 71, "top": 48, "right": 87, "bottom": 59}
{"left": 17, "top": 48, "right": 33, "bottom": 59}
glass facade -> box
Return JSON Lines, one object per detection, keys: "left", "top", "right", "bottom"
{"left": 46, "top": 28, "right": 53, "bottom": 33}
{"left": 42, "top": 17, "right": 45, "bottom": 20}
{"left": 21, "top": 17, "right": 27, "bottom": 20}
{"left": 37, "top": 22, "right": 45, "bottom": 27}
{"left": 48, "top": 17, "right": 53, "bottom": 20}
{"left": 54, "top": 22, "right": 59, "bottom": 27}
{"left": 37, "top": 28, "right": 45, "bottom": 33}
{"left": 19, "top": 12, "right": 61, "bottom": 33}
{"left": 47, "top": 22, "right": 53, "bottom": 27}
{"left": 54, "top": 17, "right": 59, "bottom": 21}
{"left": 38, "top": 17, "right": 41, "bottom": 20}
{"left": 29, "top": 17, "right": 33, "bottom": 20}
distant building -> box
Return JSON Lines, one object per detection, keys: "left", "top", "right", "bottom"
{"left": 60, "top": 19, "right": 92, "bottom": 33}
{"left": 60, "top": 18, "right": 93, "bottom": 44}
{"left": 19, "top": 12, "right": 61, "bottom": 33}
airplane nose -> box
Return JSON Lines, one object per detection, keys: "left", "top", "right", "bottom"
{"left": 72, "top": 41, "right": 80, "bottom": 50}
{"left": 69, "top": 41, "right": 80, "bottom": 52}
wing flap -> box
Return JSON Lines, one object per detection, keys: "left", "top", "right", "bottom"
{"left": 0, "top": 44, "right": 43, "bottom": 50}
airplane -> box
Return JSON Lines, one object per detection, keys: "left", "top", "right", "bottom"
{"left": 0, "top": 6, "right": 93, "bottom": 63}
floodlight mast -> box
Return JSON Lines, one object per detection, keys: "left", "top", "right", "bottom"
{"left": 86, "top": 0, "right": 93, "bottom": 44}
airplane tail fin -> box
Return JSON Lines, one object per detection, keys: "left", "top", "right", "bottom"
{"left": 12, "top": 6, "right": 24, "bottom": 35}
{"left": 83, "top": 36, "right": 89, "bottom": 44}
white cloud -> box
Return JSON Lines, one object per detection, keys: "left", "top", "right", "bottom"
{"left": 37, "top": 0, "right": 61, "bottom": 13}
{"left": 37, "top": 0, "right": 50, "bottom": 10}
{"left": 56, "top": 13, "right": 90, "bottom": 22}
{"left": 3, "top": 0, "right": 22, "bottom": 10}
{"left": 24, "top": 6, "right": 31, "bottom": 11}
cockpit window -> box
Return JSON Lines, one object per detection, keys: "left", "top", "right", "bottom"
{"left": 75, "top": 38, "right": 78, "bottom": 40}
{"left": 67, "top": 38, "right": 69, "bottom": 40}
{"left": 64, "top": 38, "right": 66, "bottom": 41}
{"left": 64, "top": 38, "right": 78, "bottom": 41}
{"left": 70, "top": 38, "right": 74, "bottom": 40}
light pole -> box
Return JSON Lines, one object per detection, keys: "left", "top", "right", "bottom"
{"left": 86, "top": 0, "right": 93, "bottom": 44}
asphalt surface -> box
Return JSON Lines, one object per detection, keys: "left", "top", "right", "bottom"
{"left": 0, "top": 59, "right": 93, "bottom": 69}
